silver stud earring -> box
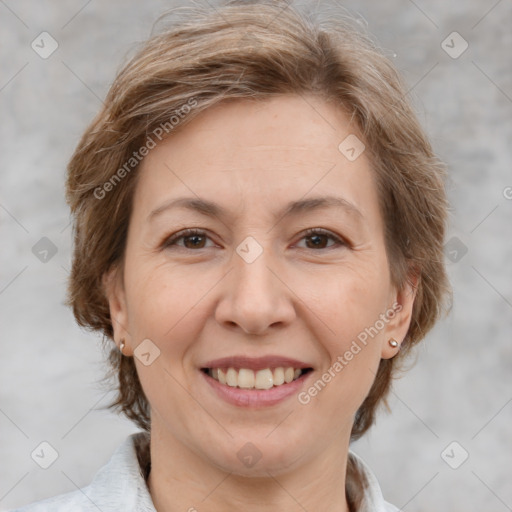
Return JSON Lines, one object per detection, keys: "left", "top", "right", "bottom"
{"left": 388, "top": 338, "right": 399, "bottom": 348}
{"left": 119, "top": 339, "right": 125, "bottom": 355}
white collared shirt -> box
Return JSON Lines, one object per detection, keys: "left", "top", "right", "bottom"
{"left": 11, "top": 432, "right": 398, "bottom": 511}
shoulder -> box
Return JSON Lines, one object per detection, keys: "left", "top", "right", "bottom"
{"left": 9, "top": 432, "right": 155, "bottom": 512}
{"left": 347, "top": 450, "right": 399, "bottom": 512}
{"left": 10, "top": 488, "right": 97, "bottom": 512}
{"left": 383, "top": 501, "right": 400, "bottom": 512}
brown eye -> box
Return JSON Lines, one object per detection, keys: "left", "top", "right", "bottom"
{"left": 305, "top": 233, "right": 330, "bottom": 249}
{"left": 297, "top": 229, "right": 346, "bottom": 250}
{"left": 182, "top": 233, "right": 207, "bottom": 249}
{"left": 163, "top": 228, "right": 347, "bottom": 252}
{"left": 163, "top": 229, "right": 212, "bottom": 249}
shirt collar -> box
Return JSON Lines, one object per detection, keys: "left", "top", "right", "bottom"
{"left": 85, "top": 432, "right": 394, "bottom": 512}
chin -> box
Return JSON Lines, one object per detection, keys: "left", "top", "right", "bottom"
{"left": 207, "top": 437, "right": 305, "bottom": 477}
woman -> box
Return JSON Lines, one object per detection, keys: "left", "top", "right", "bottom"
{"left": 13, "top": 1, "right": 450, "bottom": 510}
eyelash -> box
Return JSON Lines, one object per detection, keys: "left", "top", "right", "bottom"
{"left": 162, "top": 228, "right": 347, "bottom": 251}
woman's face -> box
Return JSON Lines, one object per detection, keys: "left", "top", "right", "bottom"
{"left": 105, "top": 94, "right": 415, "bottom": 476}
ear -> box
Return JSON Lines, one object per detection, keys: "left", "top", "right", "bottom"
{"left": 380, "top": 271, "right": 418, "bottom": 359}
{"left": 102, "top": 264, "right": 132, "bottom": 356}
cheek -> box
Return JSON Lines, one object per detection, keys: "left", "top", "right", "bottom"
{"left": 125, "top": 262, "right": 211, "bottom": 419}
{"left": 125, "top": 259, "right": 213, "bottom": 340}
{"left": 297, "top": 264, "right": 389, "bottom": 399}
{"left": 125, "top": 249, "right": 391, "bottom": 353}
{"left": 302, "top": 261, "right": 390, "bottom": 341}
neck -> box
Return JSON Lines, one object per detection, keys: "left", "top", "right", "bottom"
{"left": 146, "top": 423, "right": 351, "bottom": 512}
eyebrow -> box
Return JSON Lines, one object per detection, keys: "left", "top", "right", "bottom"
{"left": 147, "top": 195, "right": 364, "bottom": 224}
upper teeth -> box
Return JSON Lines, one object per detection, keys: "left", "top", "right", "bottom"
{"left": 208, "top": 367, "right": 303, "bottom": 389}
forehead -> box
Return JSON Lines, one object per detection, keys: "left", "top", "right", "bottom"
{"left": 163, "top": 94, "right": 358, "bottom": 160}
{"left": 133, "top": 94, "right": 382, "bottom": 231}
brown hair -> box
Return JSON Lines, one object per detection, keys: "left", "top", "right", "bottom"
{"left": 66, "top": 0, "right": 449, "bottom": 454}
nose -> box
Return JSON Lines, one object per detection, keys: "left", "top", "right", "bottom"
{"left": 215, "top": 244, "right": 296, "bottom": 336}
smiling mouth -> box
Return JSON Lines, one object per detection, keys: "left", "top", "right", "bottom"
{"left": 201, "top": 367, "right": 313, "bottom": 390}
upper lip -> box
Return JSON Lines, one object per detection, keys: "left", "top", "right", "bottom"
{"left": 201, "top": 356, "right": 314, "bottom": 371}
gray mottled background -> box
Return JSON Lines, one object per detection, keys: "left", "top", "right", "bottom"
{"left": 1, "top": 0, "right": 511, "bottom": 510}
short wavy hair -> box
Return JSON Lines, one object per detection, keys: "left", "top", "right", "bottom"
{"left": 65, "top": 0, "right": 450, "bottom": 443}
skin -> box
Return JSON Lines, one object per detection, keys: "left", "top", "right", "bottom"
{"left": 104, "top": 94, "right": 416, "bottom": 512}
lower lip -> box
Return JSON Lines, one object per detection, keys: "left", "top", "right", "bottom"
{"left": 201, "top": 370, "right": 311, "bottom": 407}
